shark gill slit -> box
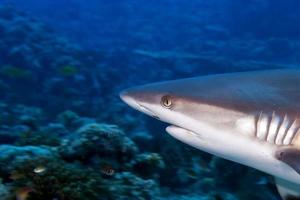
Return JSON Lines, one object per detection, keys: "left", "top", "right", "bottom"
{"left": 254, "top": 113, "right": 259, "bottom": 138}
{"left": 267, "top": 111, "right": 281, "bottom": 144}
{"left": 255, "top": 111, "right": 299, "bottom": 146}
{"left": 283, "top": 120, "right": 298, "bottom": 145}
{"left": 255, "top": 111, "right": 265, "bottom": 138}
{"left": 291, "top": 127, "right": 300, "bottom": 147}
{"left": 256, "top": 111, "right": 270, "bottom": 141}
{"left": 281, "top": 118, "right": 295, "bottom": 144}
{"left": 264, "top": 113, "right": 272, "bottom": 141}
{"left": 275, "top": 114, "right": 287, "bottom": 145}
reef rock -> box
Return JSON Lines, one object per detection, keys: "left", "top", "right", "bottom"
{"left": 110, "top": 172, "right": 160, "bottom": 200}
{"left": 0, "top": 180, "right": 10, "bottom": 200}
{"left": 130, "top": 153, "right": 165, "bottom": 179}
{"left": 60, "top": 123, "right": 138, "bottom": 165}
{"left": 0, "top": 145, "right": 55, "bottom": 175}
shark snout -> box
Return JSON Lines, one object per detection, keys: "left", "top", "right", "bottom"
{"left": 120, "top": 90, "right": 140, "bottom": 109}
{"left": 120, "top": 89, "right": 160, "bottom": 119}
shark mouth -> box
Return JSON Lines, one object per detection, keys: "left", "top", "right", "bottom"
{"left": 139, "top": 105, "right": 160, "bottom": 120}
{"left": 166, "top": 125, "right": 201, "bottom": 138}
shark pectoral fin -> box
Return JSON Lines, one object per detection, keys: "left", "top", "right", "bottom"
{"left": 275, "top": 148, "right": 300, "bottom": 175}
{"left": 275, "top": 148, "right": 300, "bottom": 199}
{"left": 275, "top": 177, "right": 300, "bottom": 200}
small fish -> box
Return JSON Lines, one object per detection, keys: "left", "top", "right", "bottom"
{"left": 16, "top": 187, "right": 33, "bottom": 200}
{"left": 33, "top": 166, "right": 47, "bottom": 174}
{"left": 101, "top": 164, "right": 115, "bottom": 176}
{"left": 185, "top": 169, "right": 198, "bottom": 179}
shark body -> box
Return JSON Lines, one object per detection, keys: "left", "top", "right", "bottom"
{"left": 120, "top": 70, "right": 300, "bottom": 199}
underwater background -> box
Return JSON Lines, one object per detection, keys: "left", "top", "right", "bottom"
{"left": 0, "top": 0, "right": 299, "bottom": 199}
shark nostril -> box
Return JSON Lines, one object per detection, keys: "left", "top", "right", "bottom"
{"left": 120, "top": 89, "right": 160, "bottom": 119}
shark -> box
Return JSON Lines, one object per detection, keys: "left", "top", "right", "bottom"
{"left": 120, "top": 69, "right": 300, "bottom": 200}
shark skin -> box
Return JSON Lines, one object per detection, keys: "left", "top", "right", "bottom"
{"left": 120, "top": 70, "right": 300, "bottom": 200}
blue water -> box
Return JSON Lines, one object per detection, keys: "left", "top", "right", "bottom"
{"left": 0, "top": 0, "right": 298, "bottom": 199}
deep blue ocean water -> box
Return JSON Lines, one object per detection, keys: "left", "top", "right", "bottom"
{"left": 0, "top": 0, "right": 299, "bottom": 199}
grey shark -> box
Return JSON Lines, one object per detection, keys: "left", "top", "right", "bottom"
{"left": 120, "top": 69, "right": 300, "bottom": 200}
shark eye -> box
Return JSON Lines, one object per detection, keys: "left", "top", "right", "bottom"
{"left": 161, "top": 95, "right": 173, "bottom": 108}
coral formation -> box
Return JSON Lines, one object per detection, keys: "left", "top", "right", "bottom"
{"left": 130, "top": 153, "right": 165, "bottom": 179}
{"left": 111, "top": 172, "right": 160, "bottom": 200}
{"left": 0, "top": 106, "right": 165, "bottom": 200}
{"left": 0, "top": 145, "right": 54, "bottom": 178}
{"left": 11, "top": 158, "right": 109, "bottom": 200}
{"left": 59, "top": 123, "right": 138, "bottom": 164}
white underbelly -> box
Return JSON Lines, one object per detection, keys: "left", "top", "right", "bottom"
{"left": 166, "top": 125, "right": 300, "bottom": 184}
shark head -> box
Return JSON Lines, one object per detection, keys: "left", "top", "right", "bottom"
{"left": 120, "top": 77, "right": 249, "bottom": 144}
{"left": 120, "top": 70, "right": 300, "bottom": 188}
{"left": 120, "top": 75, "right": 260, "bottom": 161}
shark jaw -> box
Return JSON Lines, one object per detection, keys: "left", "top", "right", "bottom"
{"left": 165, "top": 124, "right": 293, "bottom": 181}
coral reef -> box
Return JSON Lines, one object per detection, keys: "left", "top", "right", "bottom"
{"left": 0, "top": 102, "right": 164, "bottom": 199}
{"left": 0, "top": 96, "right": 275, "bottom": 200}
{"left": 0, "top": 99, "right": 279, "bottom": 199}
{"left": 0, "top": 3, "right": 287, "bottom": 199}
